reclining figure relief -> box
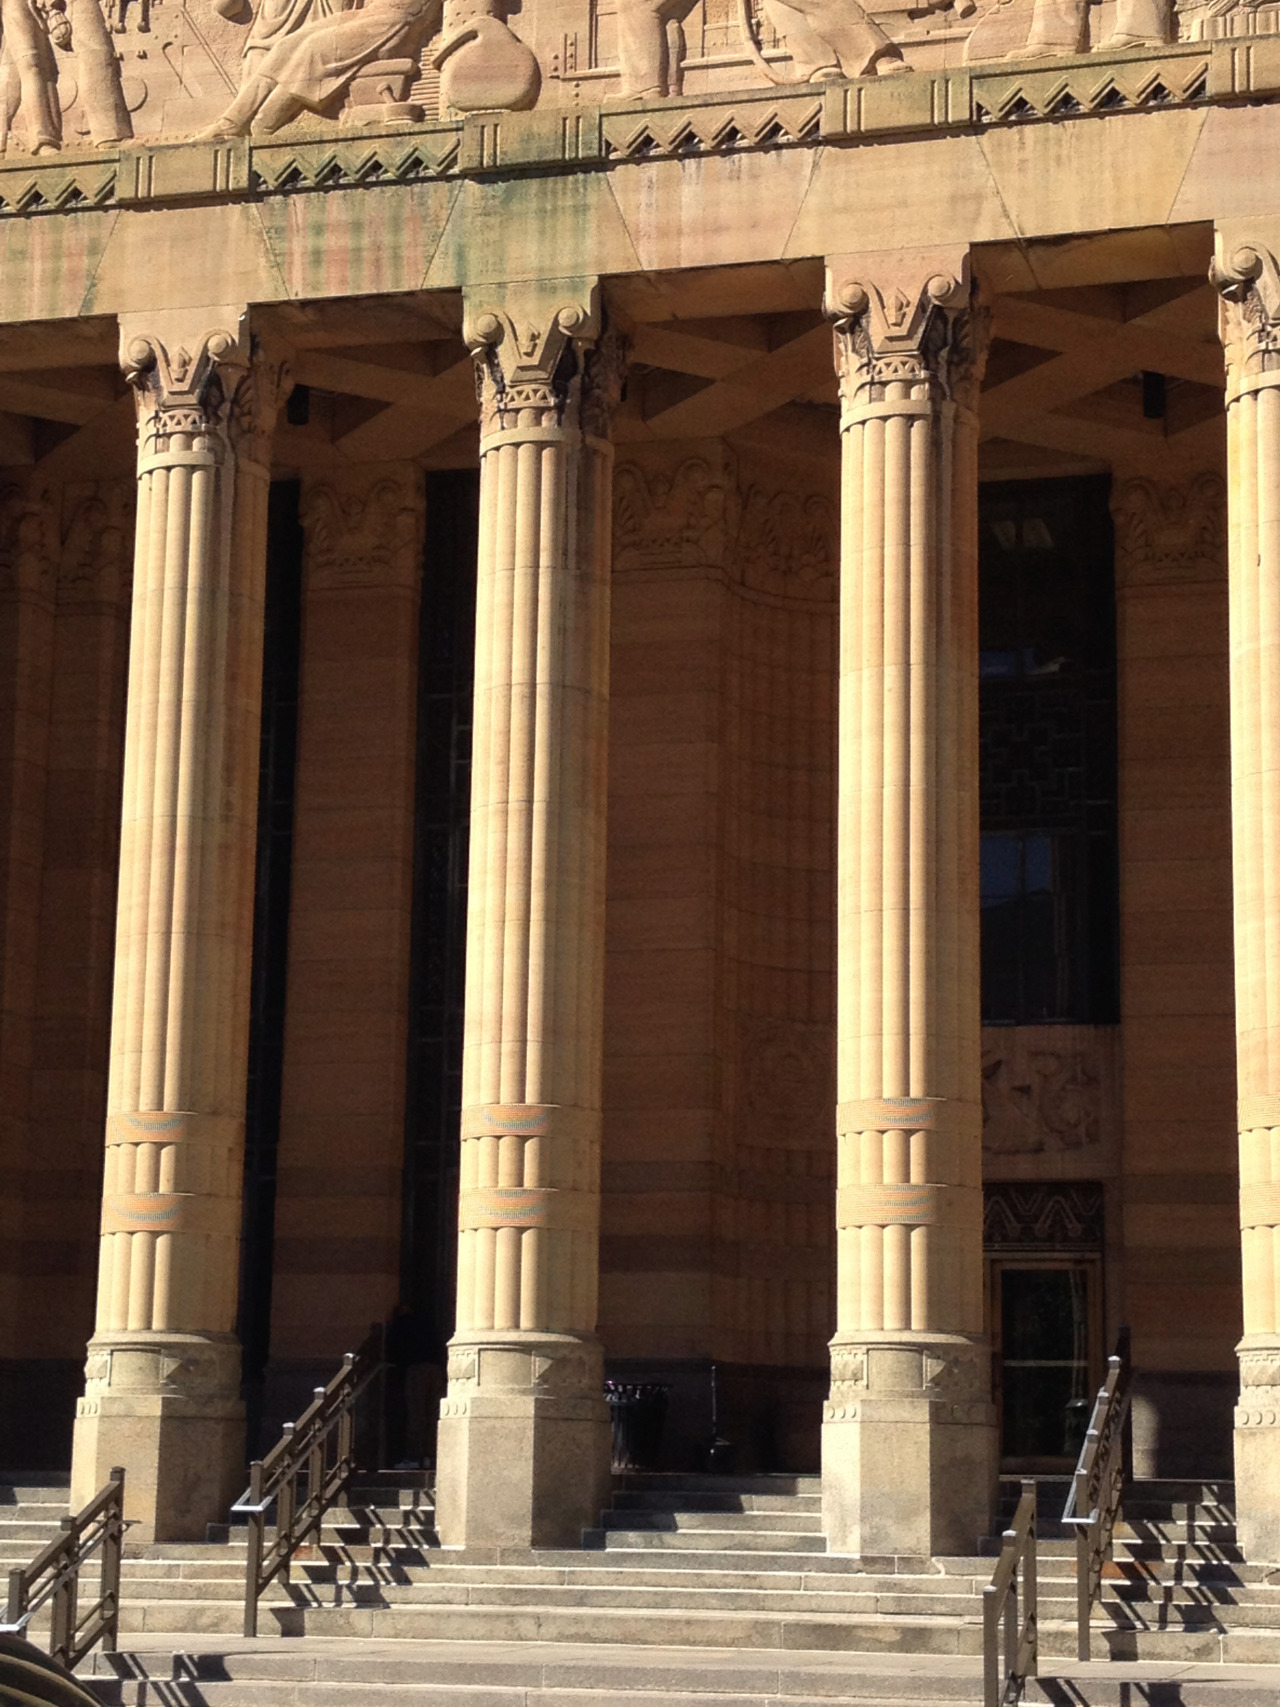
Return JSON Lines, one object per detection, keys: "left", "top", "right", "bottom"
{"left": 199, "top": 0, "right": 538, "bottom": 135}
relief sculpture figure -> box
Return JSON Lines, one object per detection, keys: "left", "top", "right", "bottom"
{"left": 616, "top": 0, "right": 913, "bottom": 98}
{"left": 199, "top": 0, "right": 439, "bottom": 134}
{"left": 0, "top": 0, "right": 130, "bottom": 153}
{"left": 0, "top": 0, "right": 68, "bottom": 152}
{"left": 964, "top": 0, "right": 1172, "bottom": 60}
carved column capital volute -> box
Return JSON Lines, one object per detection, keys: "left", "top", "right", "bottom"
{"left": 825, "top": 248, "right": 986, "bottom": 423}
{"left": 464, "top": 279, "right": 602, "bottom": 439}
{"left": 119, "top": 310, "right": 252, "bottom": 466}
{"left": 1211, "top": 240, "right": 1280, "bottom": 401}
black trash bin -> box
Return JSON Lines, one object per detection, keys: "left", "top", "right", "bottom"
{"left": 604, "top": 1380, "right": 669, "bottom": 1471}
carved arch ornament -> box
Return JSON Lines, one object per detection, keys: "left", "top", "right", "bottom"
{"left": 0, "top": 0, "right": 1263, "bottom": 154}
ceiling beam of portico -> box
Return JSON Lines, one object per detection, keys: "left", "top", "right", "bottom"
{"left": 296, "top": 348, "right": 479, "bottom": 462}
{"left": 0, "top": 367, "right": 122, "bottom": 426}
{"left": 633, "top": 322, "right": 835, "bottom": 440}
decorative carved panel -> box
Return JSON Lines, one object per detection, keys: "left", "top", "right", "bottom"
{"left": 981, "top": 1024, "right": 1119, "bottom": 1156}
{"left": 614, "top": 450, "right": 835, "bottom": 600}
{"left": 1112, "top": 474, "right": 1227, "bottom": 587}
{"left": 0, "top": 0, "right": 1261, "bottom": 159}
{"left": 984, "top": 1180, "right": 1105, "bottom": 1249}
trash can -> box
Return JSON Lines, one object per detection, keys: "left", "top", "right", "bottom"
{"left": 604, "top": 1380, "right": 669, "bottom": 1471}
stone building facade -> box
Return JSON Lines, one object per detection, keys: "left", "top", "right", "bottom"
{"left": 0, "top": 0, "right": 1278, "bottom": 1567}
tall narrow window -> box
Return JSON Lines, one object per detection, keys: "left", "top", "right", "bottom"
{"left": 401, "top": 471, "right": 478, "bottom": 1353}
{"left": 238, "top": 480, "right": 303, "bottom": 1451}
{"left": 979, "top": 477, "right": 1119, "bottom": 1025}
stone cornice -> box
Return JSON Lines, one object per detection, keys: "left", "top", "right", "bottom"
{"left": 0, "top": 37, "right": 1255, "bottom": 222}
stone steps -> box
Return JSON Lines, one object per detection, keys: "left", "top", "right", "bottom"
{"left": 9, "top": 1473, "right": 1280, "bottom": 1676}
{"left": 75, "top": 1637, "right": 1280, "bottom": 1703}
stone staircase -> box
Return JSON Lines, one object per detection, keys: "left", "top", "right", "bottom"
{"left": 3, "top": 1472, "right": 1279, "bottom": 1702}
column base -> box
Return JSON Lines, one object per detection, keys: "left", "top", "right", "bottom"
{"left": 70, "top": 1332, "right": 245, "bottom": 1546}
{"left": 434, "top": 1331, "right": 610, "bottom": 1549}
{"left": 821, "top": 1333, "right": 996, "bottom": 1558}
{"left": 1235, "top": 1337, "right": 1280, "bottom": 1562}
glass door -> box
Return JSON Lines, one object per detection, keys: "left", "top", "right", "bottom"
{"left": 991, "top": 1258, "right": 1100, "bottom": 1470}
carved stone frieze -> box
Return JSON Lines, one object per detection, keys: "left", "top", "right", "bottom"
{"left": 300, "top": 467, "right": 425, "bottom": 592}
{"left": 741, "top": 1017, "right": 833, "bottom": 1131}
{"left": 0, "top": 0, "right": 1252, "bottom": 159}
{"left": 0, "top": 481, "right": 59, "bottom": 603}
{"left": 613, "top": 449, "right": 836, "bottom": 599}
{"left": 1112, "top": 474, "right": 1226, "bottom": 587}
{"left": 980, "top": 1025, "right": 1118, "bottom": 1155}
{"left": 58, "top": 484, "right": 135, "bottom": 605}
{"left": 614, "top": 456, "right": 739, "bottom": 570}
{"left": 826, "top": 249, "right": 989, "bottom": 420}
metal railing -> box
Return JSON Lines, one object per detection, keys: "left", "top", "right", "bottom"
{"left": 232, "top": 1326, "right": 384, "bottom": 1637}
{"left": 0, "top": 1470, "right": 125, "bottom": 1670}
{"left": 983, "top": 1477, "right": 1038, "bottom": 1707}
{"left": 1062, "top": 1326, "right": 1133, "bottom": 1662}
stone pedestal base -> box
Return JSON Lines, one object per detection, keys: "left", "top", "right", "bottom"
{"left": 70, "top": 1332, "right": 244, "bottom": 1547}
{"left": 1235, "top": 1338, "right": 1280, "bottom": 1563}
{"left": 434, "top": 1332, "right": 610, "bottom": 1550}
{"left": 821, "top": 1333, "right": 996, "bottom": 1559}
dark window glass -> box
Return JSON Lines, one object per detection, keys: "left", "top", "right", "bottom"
{"left": 401, "top": 471, "right": 478, "bottom": 1354}
{"left": 979, "top": 477, "right": 1119, "bottom": 1024}
{"left": 238, "top": 480, "right": 303, "bottom": 1454}
{"left": 999, "top": 1266, "right": 1091, "bottom": 1460}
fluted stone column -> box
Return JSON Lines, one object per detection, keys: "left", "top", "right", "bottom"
{"left": 1213, "top": 230, "right": 1280, "bottom": 1562}
{"left": 822, "top": 249, "right": 996, "bottom": 1558}
{"left": 70, "top": 308, "right": 287, "bottom": 1545}
{"left": 434, "top": 280, "right": 621, "bottom": 1549}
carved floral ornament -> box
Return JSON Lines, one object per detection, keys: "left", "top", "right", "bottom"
{"left": 0, "top": 0, "right": 1265, "bottom": 155}
{"left": 613, "top": 450, "right": 836, "bottom": 598}
{"left": 1111, "top": 473, "right": 1225, "bottom": 585}
{"left": 300, "top": 472, "right": 425, "bottom": 590}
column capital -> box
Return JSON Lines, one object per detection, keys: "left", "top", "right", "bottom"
{"left": 464, "top": 278, "right": 626, "bottom": 442}
{"left": 118, "top": 307, "right": 291, "bottom": 471}
{"left": 824, "top": 247, "right": 988, "bottom": 422}
{"left": 1211, "top": 230, "right": 1280, "bottom": 401}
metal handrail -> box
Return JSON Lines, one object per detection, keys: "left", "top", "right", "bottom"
{"left": 983, "top": 1478, "right": 1038, "bottom": 1707}
{"left": 1061, "top": 1325, "right": 1133, "bottom": 1662}
{"left": 0, "top": 1470, "right": 126, "bottom": 1671}
{"left": 231, "top": 1324, "right": 384, "bottom": 1637}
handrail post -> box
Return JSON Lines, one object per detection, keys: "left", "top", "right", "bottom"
{"left": 49, "top": 1516, "right": 75, "bottom": 1671}
{"left": 244, "top": 1459, "right": 264, "bottom": 1639}
{"left": 1076, "top": 1521, "right": 1091, "bottom": 1661}
{"left": 1023, "top": 1477, "right": 1038, "bottom": 1681}
{"left": 5, "top": 1566, "right": 24, "bottom": 1629}
{"left": 101, "top": 1468, "right": 125, "bottom": 1653}
{"left": 982, "top": 1582, "right": 998, "bottom": 1707}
